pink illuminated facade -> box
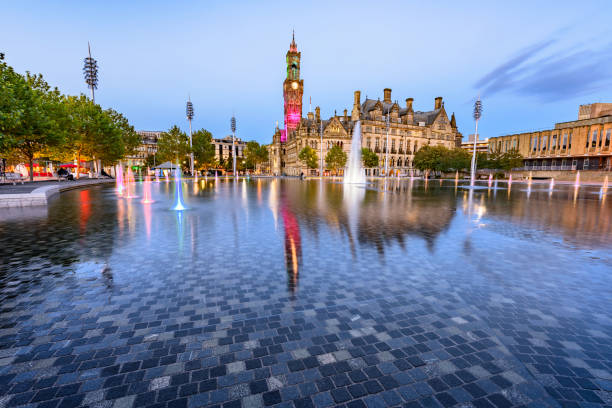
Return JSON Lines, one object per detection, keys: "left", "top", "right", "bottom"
{"left": 282, "top": 32, "right": 303, "bottom": 142}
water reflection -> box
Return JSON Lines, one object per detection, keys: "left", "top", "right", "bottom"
{"left": 0, "top": 179, "right": 610, "bottom": 301}
{"left": 280, "top": 195, "right": 301, "bottom": 295}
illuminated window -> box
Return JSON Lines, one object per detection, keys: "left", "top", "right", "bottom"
{"left": 591, "top": 130, "right": 598, "bottom": 148}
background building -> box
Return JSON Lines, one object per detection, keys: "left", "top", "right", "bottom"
{"left": 461, "top": 134, "right": 489, "bottom": 154}
{"left": 126, "top": 130, "right": 161, "bottom": 168}
{"left": 213, "top": 136, "right": 246, "bottom": 163}
{"left": 488, "top": 103, "right": 612, "bottom": 171}
{"left": 271, "top": 34, "right": 462, "bottom": 176}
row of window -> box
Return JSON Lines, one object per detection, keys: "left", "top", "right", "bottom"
{"left": 585, "top": 129, "right": 612, "bottom": 149}
{"left": 528, "top": 128, "right": 612, "bottom": 153}
{"left": 369, "top": 138, "right": 419, "bottom": 153}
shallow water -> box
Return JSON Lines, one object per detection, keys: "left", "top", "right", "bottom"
{"left": 0, "top": 178, "right": 610, "bottom": 408}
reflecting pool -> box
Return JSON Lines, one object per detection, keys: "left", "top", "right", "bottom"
{"left": 0, "top": 179, "right": 611, "bottom": 408}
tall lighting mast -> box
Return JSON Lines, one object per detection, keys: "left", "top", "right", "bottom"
{"left": 83, "top": 43, "right": 98, "bottom": 103}
{"left": 186, "top": 98, "right": 194, "bottom": 176}
{"left": 231, "top": 115, "right": 237, "bottom": 178}
{"left": 471, "top": 96, "right": 483, "bottom": 187}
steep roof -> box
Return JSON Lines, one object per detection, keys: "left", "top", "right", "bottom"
{"left": 360, "top": 98, "right": 440, "bottom": 125}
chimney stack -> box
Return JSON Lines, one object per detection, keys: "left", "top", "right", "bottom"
{"left": 343, "top": 109, "right": 347, "bottom": 122}
{"left": 352, "top": 90, "right": 361, "bottom": 121}
{"left": 383, "top": 88, "right": 392, "bottom": 103}
{"left": 315, "top": 106, "right": 320, "bottom": 121}
{"left": 307, "top": 111, "right": 314, "bottom": 120}
{"left": 406, "top": 98, "right": 413, "bottom": 111}
{"left": 435, "top": 96, "right": 443, "bottom": 110}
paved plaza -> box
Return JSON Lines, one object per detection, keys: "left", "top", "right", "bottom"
{"left": 0, "top": 180, "right": 610, "bottom": 408}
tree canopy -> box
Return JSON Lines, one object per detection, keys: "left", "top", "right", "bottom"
{"left": 325, "top": 145, "right": 347, "bottom": 175}
{"left": 361, "top": 147, "right": 379, "bottom": 168}
{"left": 192, "top": 128, "right": 215, "bottom": 170}
{"left": 0, "top": 55, "right": 140, "bottom": 179}
{"left": 244, "top": 141, "right": 269, "bottom": 171}
{"left": 413, "top": 145, "right": 472, "bottom": 173}
{"left": 477, "top": 149, "right": 524, "bottom": 171}
{"left": 0, "top": 65, "right": 67, "bottom": 180}
{"left": 298, "top": 146, "right": 318, "bottom": 169}
{"left": 156, "top": 125, "right": 189, "bottom": 165}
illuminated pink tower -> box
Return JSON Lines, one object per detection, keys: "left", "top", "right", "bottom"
{"left": 281, "top": 31, "right": 303, "bottom": 142}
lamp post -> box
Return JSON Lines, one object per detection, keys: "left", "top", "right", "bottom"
{"left": 470, "top": 96, "right": 483, "bottom": 187}
{"left": 186, "top": 98, "right": 194, "bottom": 176}
{"left": 231, "top": 115, "right": 237, "bottom": 178}
{"left": 83, "top": 42, "right": 98, "bottom": 103}
{"left": 83, "top": 42, "right": 100, "bottom": 177}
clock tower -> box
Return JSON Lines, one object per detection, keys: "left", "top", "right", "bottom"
{"left": 282, "top": 31, "right": 303, "bottom": 142}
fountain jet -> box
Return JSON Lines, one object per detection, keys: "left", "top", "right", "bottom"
{"left": 600, "top": 175, "right": 608, "bottom": 198}
{"left": 172, "top": 165, "right": 187, "bottom": 211}
{"left": 141, "top": 175, "right": 154, "bottom": 204}
{"left": 574, "top": 171, "right": 581, "bottom": 188}
{"left": 125, "top": 167, "right": 137, "bottom": 199}
{"left": 344, "top": 121, "right": 366, "bottom": 184}
{"left": 116, "top": 164, "right": 124, "bottom": 196}
{"left": 549, "top": 178, "right": 555, "bottom": 194}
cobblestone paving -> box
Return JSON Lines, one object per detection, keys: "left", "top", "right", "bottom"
{"left": 0, "top": 180, "right": 610, "bottom": 408}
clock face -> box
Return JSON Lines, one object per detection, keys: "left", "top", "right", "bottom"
{"left": 291, "top": 81, "right": 298, "bottom": 90}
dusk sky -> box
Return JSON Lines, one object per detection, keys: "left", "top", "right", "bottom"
{"left": 2, "top": 0, "right": 612, "bottom": 144}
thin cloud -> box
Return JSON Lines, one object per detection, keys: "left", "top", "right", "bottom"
{"left": 475, "top": 38, "right": 612, "bottom": 101}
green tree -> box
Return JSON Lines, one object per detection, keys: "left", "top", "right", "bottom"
{"left": 445, "top": 148, "right": 471, "bottom": 171}
{"left": 62, "top": 95, "right": 124, "bottom": 177}
{"left": 413, "top": 145, "right": 448, "bottom": 174}
{"left": 0, "top": 66, "right": 67, "bottom": 181}
{"left": 298, "top": 146, "right": 318, "bottom": 169}
{"left": 244, "top": 141, "right": 269, "bottom": 172}
{"left": 106, "top": 109, "right": 140, "bottom": 160}
{"left": 325, "top": 145, "right": 347, "bottom": 176}
{"left": 498, "top": 149, "right": 524, "bottom": 171}
{"left": 191, "top": 129, "right": 215, "bottom": 171}
{"left": 361, "top": 147, "right": 379, "bottom": 168}
{"left": 156, "top": 125, "right": 189, "bottom": 164}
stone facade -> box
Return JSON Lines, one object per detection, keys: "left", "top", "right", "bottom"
{"left": 127, "top": 131, "right": 161, "bottom": 168}
{"left": 271, "top": 37, "right": 462, "bottom": 176}
{"left": 212, "top": 136, "right": 246, "bottom": 163}
{"left": 488, "top": 103, "right": 612, "bottom": 171}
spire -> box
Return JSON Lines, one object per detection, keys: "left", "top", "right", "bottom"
{"left": 290, "top": 30, "right": 297, "bottom": 52}
{"left": 450, "top": 112, "right": 457, "bottom": 129}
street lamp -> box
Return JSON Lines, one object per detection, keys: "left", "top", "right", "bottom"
{"left": 186, "top": 98, "right": 194, "bottom": 176}
{"left": 470, "top": 96, "right": 483, "bottom": 187}
{"left": 231, "top": 115, "right": 237, "bottom": 178}
{"left": 83, "top": 42, "right": 98, "bottom": 103}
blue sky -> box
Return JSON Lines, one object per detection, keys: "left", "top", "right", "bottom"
{"left": 2, "top": 0, "right": 612, "bottom": 144}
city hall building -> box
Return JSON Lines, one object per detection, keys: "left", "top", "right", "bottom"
{"left": 270, "top": 34, "right": 463, "bottom": 176}
{"left": 487, "top": 103, "right": 612, "bottom": 171}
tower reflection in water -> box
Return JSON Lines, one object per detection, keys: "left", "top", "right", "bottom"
{"left": 280, "top": 196, "right": 301, "bottom": 295}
